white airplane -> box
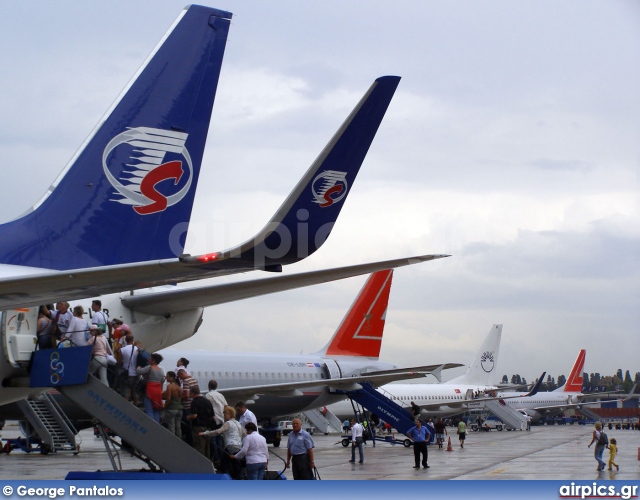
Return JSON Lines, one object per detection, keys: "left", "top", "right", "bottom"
{"left": 0, "top": 270, "right": 462, "bottom": 429}
{"left": 158, "top": 270, "right": 462, "bottom": 420}
{"left": 0, "top": 6, "right": 447, "bottom": 407}
{"left": 326, "top": 324, "right": 504, "bottom": 419}
{"left": 498, "top": 349, "right": 591, "bottom": 422}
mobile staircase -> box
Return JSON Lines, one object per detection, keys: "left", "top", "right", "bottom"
{"left": 481, "top": 399, "right": 528, "bottom": 430}
{"left": 577, "top": 405, "right": 603, "bottom": 422}
{"left": 16, "top": 392, "right": 79, "bottom": 453}
{"left": 342, "top": 382, "right": 421, "bottom": 436}
{"left": 26, "top": 346, "right": 219, "bottom": 476}
{"left": 303, "top": 407, "right": 343, "bottom": 434}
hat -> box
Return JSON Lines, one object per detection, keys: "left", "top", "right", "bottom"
{"left": 89, "top": 324, "right": 99, "bottom": 330}
{"left": 119, "top": 324, "right": 131, "bottom": 332}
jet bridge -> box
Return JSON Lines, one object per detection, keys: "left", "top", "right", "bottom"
{"left": 27, "top": 347, "right": 215, "bottom": 474}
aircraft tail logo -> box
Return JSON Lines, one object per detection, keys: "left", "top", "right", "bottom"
{"left": 312, "top": 170, "right": 348, "bottom": 207}
{"left": 317, "top": 269, "right": 393, "bottom": 358}
{"left": 559, "top": 349, "right": 585, "bottom": 393}
{"left": 104, "top": 127, "right": 192, "bottom": 215}
{"left": 480, "top": 351, "right": 495, "bottom": 373}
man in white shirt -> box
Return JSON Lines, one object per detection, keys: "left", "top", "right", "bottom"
{"left": 54, "top": 301, "right": 73, "bottom": 337}
{"left": 206, "top": 380, "right": 228, "bottom": 464}
{"left": 235, "top": 401, "right": 258, "bottom": 430}
{"left": 349, "top": 418, "right": 364, "bottom": 464}
{"left": 91, "top": 300, "right": 110, "bottom": 340}
{"left": 204, "top": 380, "right": 226, "bottom": 425}
{"left": 230, "top": 422, "right": 268, "bottom": 480}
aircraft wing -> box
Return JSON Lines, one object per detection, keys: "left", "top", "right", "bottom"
{"left": 527, "top": 400, "right": 615, "bottom": 414}
{"left": 120, "top": 254, "right": 449, "bottom": 316}
{"left": 416, "top": 393, "right": 538, "bottom": 412}
{"left": 218, "top": 363, "right": 461, "bottom": 401}
{"left": 530, "top": 385, "right": 638, "bottom": 413}
{"left": 415, "top": 372, "right": 546, "bottom": 412}
{"left": 0, "top": 76, "right": 403, "bottom": 311}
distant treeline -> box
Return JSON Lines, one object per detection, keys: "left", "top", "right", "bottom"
{"left": 501, "top": 370, "right": 640, "bottom": 392}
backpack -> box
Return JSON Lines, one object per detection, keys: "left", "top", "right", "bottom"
{"left": 598, "top": 430, "right": 609, "bottom": 446}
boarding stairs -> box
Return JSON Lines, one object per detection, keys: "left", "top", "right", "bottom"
{"left": 28, "top": 346, "right": 214, "bottom": 474}
{"left": 343, "top": 382, "right": 417, "bottom": 435}
{"left": 16, "top": 393, "right": 79, "bottom": 453}
{"left": 576, "top": 405, "right": 603, "bottom": 421}
{"left": 482, "top": 399, "right": 527, "bottom": 430}
{"left": 58, "top": 375, "right": 215, "bottom": 473}
{"left": 303, "top": 407, "right": 343, "bottom": 434}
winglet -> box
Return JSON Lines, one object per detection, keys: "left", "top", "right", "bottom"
{"left": 430, "top": 364, "right": 446, "bottom": 383}
{"left": 211, "top": 76, "right": 401, "bottom": 270}
{"left": 526, "top": 372, "right": 546, "bottom": 397}
{"left": 315, "top": 269, "right": 393, "bottom": 358}
{"left": 623, "top": 383, "right": 638, "bottom": 402}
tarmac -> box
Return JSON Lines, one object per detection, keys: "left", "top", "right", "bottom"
{"left": 1, "top": 420, "right": 640, "bottom": 481}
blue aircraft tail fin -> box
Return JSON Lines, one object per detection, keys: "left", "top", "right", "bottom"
{"left": 217, "top": 76, "right": 401, "bottom": 270}
{"left": 0, "top": 5, "right": 231, "bottom": 270}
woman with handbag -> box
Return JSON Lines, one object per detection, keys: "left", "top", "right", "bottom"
{"left": 163, "top": 371, "right": 183, "bottom": 437}
{"left": 87, "top": 325, "right": 110, "bottom": 386}
{"left": 36, "top": 305, "right": 57, "bottom": 350}
{"left": 137, "top": 353, "right": 165, "bottom": 423}
{"left": 199, "top": 405, "right": 245, "bottom": 478}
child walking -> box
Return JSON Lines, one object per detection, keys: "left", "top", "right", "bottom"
{"left": 607, "top": 438, "right": 619, "bottom": 471}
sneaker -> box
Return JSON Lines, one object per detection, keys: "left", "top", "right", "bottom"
{"left": 359, "top": 461, "right": 364, "bottom": 464}
{"left": 348, "top": 460, "right": 355, "bottom": 463}
{"left": 413, "top": 466, "right": 420, "bottom": 469}
{"left": 423, "top": 465, "right": 430, "bottom": 469}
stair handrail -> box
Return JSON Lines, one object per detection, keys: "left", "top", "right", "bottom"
{"left": 44, "top": 392, "right": 80, "bottom": 448}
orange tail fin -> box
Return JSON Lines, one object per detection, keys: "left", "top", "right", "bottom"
{"left": 319, "top": 269, "right": 393, "bottom": 358}
{"left": 561, "top": 349, "right": 586, "bottom": 392}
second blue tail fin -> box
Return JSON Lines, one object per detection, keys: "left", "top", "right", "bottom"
{"left": 219, "top": 76, "right": 401, "bottom": 270}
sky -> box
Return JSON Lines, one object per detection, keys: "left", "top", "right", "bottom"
{"left": 0, "top": 1, "right": 638, "bottom": 384}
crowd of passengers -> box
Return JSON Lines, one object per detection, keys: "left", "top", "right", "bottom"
{"left": 36, "top": 301, "right": 270, "bottom": 479}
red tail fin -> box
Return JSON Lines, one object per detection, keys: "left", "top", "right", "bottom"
{"left": 321, "top": 269, "right": 393, "bottom": 358}
{"left": 562, "top": 349, "right": 586, "bottom": 392}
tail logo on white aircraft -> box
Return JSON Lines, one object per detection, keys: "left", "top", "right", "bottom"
{"left": 480, "top": 351, "right": 495, "bottom": 373}
{"left": 312, "top": 170, "right": 348, "bottom": 207}
{"left": 103, "top": 127, "right": 193, "bottom": 215}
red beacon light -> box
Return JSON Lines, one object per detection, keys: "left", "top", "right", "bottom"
{"left": 197, "top": 253, "right": 219, "bottom": 263}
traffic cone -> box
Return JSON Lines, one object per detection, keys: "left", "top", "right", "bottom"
{"left": 446, "top": 437, "right": 453, "bottom": 451}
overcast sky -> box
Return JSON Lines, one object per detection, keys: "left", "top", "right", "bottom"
{"left": 1, "top": 1, "right": 638, "bottom": 383}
